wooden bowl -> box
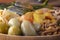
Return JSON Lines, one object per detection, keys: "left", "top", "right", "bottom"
{"left": 0, "top": 34, "right": 60, "bottom": 40}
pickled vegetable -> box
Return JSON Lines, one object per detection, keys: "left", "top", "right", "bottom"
{"left": 21, "top": 20, "right": 37, "bottom": 36}
{"left": 8, "top": 18, "right": 20, "bottom": 26}
{"left": 8, "top": 26, "right": 21, "bottom": 35}
{"left": 33, "top": 22, "right": 41, "bottom": 31}
{"left": 0, "top": 22, "right": 9, "bottom": 34}
{"left": 20, "top": 12, "right": 33, "bottom": 23}
{"left": 2, "top": 9, "right": 19, "bottom": 21}
{"left": 33, "top": 10, "right": 45, "bottom": 24}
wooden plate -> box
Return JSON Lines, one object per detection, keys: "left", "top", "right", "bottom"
{"left": 0, "top": 34, "right": 60, "bottom": 40}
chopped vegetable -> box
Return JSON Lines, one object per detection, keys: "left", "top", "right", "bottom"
{"left": 21, "top": 20, "right": 37, "bottom": 36}
{"left": 8, "top": 18, "right": 20, "bottom": 26}
{"left": 20, "top": 12, "right": 33, "bottom": 23}
{"left": 8, "top": 25, "right": 21, "bottom": 35}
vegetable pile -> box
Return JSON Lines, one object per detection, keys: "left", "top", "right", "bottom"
{"left": 0, "top": 8, "right": 60, "bottom": 36}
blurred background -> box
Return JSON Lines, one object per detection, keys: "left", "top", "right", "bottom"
{"left": 0, "top": 0, "right": 60, "bottom": 6}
